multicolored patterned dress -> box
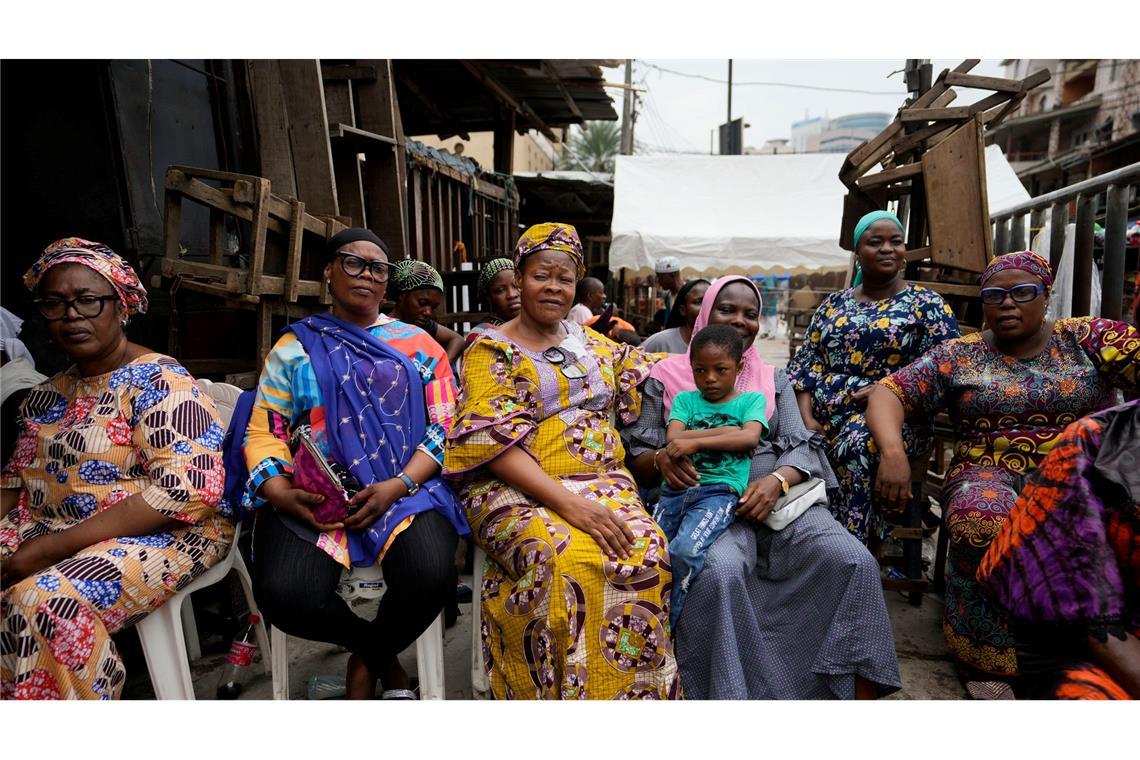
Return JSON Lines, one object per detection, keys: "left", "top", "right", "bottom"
{"left": 243, "top": 313, "right": 460, "bottom": 567}
{"left": 1, "top": 354, "right": 233, "bottom": 699}
{"left": 788, "top": 284, "right": 959, "bottom": 542}
{"left": 444, "top": 321, "right": 681, "bottom": 700}
{"left": 978, "top": 400, "right": 1139, "bottom": 699}
{"left": 881, "top": 317, "right": 1140, "bottom": 677}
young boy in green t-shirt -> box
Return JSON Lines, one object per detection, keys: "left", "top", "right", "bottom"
{"left": 657, "top": 324, "right": 767, "bottom": 628}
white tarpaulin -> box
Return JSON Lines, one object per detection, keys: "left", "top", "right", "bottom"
{"left": 609, "top": 146, "right": 1031, "bottom": 278}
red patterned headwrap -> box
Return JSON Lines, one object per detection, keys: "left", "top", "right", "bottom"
{"left": 980, "top": 250, "right": 1054, "bottom": 288}
{"left": 24, "top": 237, "right": 149, "bottom": 316}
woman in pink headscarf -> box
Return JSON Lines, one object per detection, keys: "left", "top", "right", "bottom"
{"left": 623, "top": 275, "right": 901, "bottom": 699}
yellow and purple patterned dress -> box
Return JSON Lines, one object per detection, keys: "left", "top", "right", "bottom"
{"left": 444, "top": 322, "right": 681, "bottom": 700}
{"left": 880, "top": 317, "right": 1140, "bottom": 677}
{"left": 1, "top": 354, "right": 232, "bottom": 699}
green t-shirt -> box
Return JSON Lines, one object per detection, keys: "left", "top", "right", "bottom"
{"left": 668, "top": 390, "right": 768, "bottom": 495}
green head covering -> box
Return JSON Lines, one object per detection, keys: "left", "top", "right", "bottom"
{"left": 391, "top": 259, "right": 444, "bottom": 296}
{"left": 478, "top": 258, "right": 515, "bottom": 298}
{"left": 851, "top": 210, "right": 905, "bottom": 287}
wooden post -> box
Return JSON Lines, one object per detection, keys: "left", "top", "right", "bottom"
{"left": 1048, "top": 201, "right": 1069, "bottom": 272}
{"left": 163, "top": 170, "right": 184, "bottom": 265}
{"left": 994, "top": 217, "right": 1009, "bottom": 257}
{"left": 1101, "top": 184, "right": 1128, "bottom": 320}
{"left": 284, "top": 198, "right": 305, "bottom": 303}
{"left": 208, "top": 209, "right": 226, "bottom": 266}
{"left": 1029, "top": 208, "right": 1046, "bottom": 249}
{"left": 247, "top": 178, "right": 272, "bottom": 297}
{"left": 494, "top": 110, "right": 516, "bottom": 175}
{"left": 1072, "top": 193, "right": 1097, "bottom": 317}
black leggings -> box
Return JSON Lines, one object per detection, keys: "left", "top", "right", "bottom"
{"left": 251, "top": 507, "right": 458, "bottom": 675}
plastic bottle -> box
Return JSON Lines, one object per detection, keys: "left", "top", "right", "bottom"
{"left": 215, "top": 613, "right": 260, "bottom": 700}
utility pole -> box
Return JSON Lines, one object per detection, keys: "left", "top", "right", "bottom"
{"left": 620, "top": 59, "right": 634, "bottom": 155}
{"left": 727, "top": 59, "right": 733, "bottom": 122}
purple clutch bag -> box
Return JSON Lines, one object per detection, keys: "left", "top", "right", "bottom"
{"left": 291, "top": 428, "right": 361, "bottom": 524}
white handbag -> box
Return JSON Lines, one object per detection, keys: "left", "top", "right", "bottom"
{"left": 762, "top": 477, "right": 826, "bottom": 531}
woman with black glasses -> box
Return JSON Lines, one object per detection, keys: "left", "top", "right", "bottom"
{"left": 444, "top": 223, "right": 680, "bottom": 700}
{"left": 2, "top": 238, "right": 232, "bottom": 699}
{"left": 243, "top": 227, "right": 468, "bottom": 699}
{"left": 865, "top": 250, "right": 1140, "bottom": 698}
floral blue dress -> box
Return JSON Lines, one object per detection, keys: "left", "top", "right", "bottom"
{"left": 787, "top": 284, "right": 960, "bottom": 542}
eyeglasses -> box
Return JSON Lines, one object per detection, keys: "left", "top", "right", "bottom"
{"left": 336, "top": 253, "right": 391, "bottom": 282}
{"left": 980, "top": 283, "right": 1046, "bottom": 305}
{"left": 542, "top": 346, "right": 587, "bottom": 379}
{"left": 34, "top": 294, "right": 119, "bottom": 321}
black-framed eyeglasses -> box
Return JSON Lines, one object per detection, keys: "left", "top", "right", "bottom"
{"left": 336, "top": 253, "right": 391, "bottom": 282}
{"left": 34, "top": 294, "right": 119, "bottom": 321}
{"left": 980, "top": 283, "right": 1046, "bottom": 305}
{"left": 542, "top": 346, "right": 587, "bottom": 379}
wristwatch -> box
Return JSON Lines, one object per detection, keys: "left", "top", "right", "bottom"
{"left": 768, "top": 471, "right": 790, "bottom": 495}
{"left": 396, "top": 471, "right": 420, "bottom": 496}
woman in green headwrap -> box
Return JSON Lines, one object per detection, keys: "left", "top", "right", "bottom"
{"left": 390, "top": 259, "right": 466, "bottom": 365}
{"left": 463, "top": 258, "right": 520, "bottom": 352}
{"left": 786, "top": 210, "right": 960, "bottom": 545}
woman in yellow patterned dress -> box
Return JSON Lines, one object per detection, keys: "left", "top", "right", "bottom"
{"left": 444, "top": 223, "right": 680, "bottom": 700}
{"left": 1, "top": 239, "right": 232, "bottom": 699}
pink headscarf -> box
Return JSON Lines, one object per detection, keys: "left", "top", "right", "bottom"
{"left": 649, "top": 275, "right": 777, "bottom": 420}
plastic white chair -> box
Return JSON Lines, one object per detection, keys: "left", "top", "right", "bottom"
{"left": 133, "top": 380, "right": 271, "bottom": 699}
{"left": 135, "top": 524, "right": 269, "bottom": 699}
{"left": 470, "top": 545, "right": 491, "bottom": 699}
{"left": 269, "top": 561, "right": 446, "bottom": 700}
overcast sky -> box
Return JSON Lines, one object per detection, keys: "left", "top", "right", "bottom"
{"left": 602, "top": 59, "right": 1006, "bottom": 154}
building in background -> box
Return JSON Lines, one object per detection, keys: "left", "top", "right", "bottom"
{"left": 989, "top": 59, "right": 1140, "bottom": 195}
{"left": 786, "top": 112, "right": 891, "bottom": 154}
{"left": 746, "top": 139, "right": 794, "bottom": 155}
{"left": 415, "top": 129, "right": 564, "bottom": 173}
{"left": 817, "top": 112, "right": 891, "bottom": 153}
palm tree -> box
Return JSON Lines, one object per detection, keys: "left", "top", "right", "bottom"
{"left": 557, "top": 121, "right": 621, "bottom": 173}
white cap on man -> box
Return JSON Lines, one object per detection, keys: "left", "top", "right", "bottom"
{"left": 655, "top": 256, "right": 681, "bottom": 274}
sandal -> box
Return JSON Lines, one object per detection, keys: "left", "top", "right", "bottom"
{"left": 380, "top": 688, "right": 417, "bottom": 700}
{"left": 965, "top": 680, "right": 1016, "bottom": 700}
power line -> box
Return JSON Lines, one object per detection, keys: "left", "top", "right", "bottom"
{"left": 643, "top": 62, "right": 905, "bottom": 96}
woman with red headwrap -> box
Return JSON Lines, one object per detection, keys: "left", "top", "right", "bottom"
{"left": 866, "top": 250, "right": 1140, "bottom": 697}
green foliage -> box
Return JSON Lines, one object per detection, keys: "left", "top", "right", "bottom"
{"left": 557, "top": 121, "right": 621, "bottom": 173}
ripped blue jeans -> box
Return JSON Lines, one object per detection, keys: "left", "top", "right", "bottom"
{"left": 652, "top": 483, "right": 738, "bottom": 631}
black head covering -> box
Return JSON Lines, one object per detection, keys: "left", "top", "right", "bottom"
{"left": 324, "top": 227, "right": 389, "bottom": 260}
{"left": 664, "top": 278, "right": 710, "bottom": 329}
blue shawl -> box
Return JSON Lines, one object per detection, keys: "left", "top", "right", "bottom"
{"left": 287, "top": 313, "right": 468, "bottom": 566}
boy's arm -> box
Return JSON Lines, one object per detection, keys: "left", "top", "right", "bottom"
{"left": 688, "top": 421, "right": 764, "bottom": 452}
{"left": 665, "top": 419, "right": 687, "bottom": 442}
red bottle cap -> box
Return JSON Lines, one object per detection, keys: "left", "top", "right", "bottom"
{"left": 248, "top": 613, "right": 261, "bottom": 624}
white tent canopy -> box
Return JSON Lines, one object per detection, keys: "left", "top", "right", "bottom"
{"left": 609, "top": 147, "right": 1031, "bottom": 278}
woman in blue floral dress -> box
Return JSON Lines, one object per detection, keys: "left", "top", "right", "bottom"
{"left": 787, "top": 212, "right": 959, "bottom": 543}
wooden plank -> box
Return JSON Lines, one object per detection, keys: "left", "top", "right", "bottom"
{"left": 900, "top": 107, "right": 973, "bottom": 123}
{"left": 332, "top": 148, "right": 366, "bottom": 227}
{"left": 922, "top": 117, "right": 991, "bottom": 273}
{"left": 944, "top": 72, "right": 1024, "bottom": 92}
{"left": 245, "top": 60, "right": 297, "bottom": 197}
{"left": 163, "top": 177, "right": 183, "bottom": 264}
{"left": 1018, "top": 68, "right": 1052, "bottom": 92}
{"left": 847, "top": 120, "right": 903, "bottom": 167}
{"left": 1073, "top": 193, "right": 1097, "bottom": 317}
{"left": 322, "top": 80, "right": 355, "bottom": 128}
{"left": 854, "top": 162, "right": 922, "bottom": 191}
{"left": 543, "top": 61, "right": 584, "bottom": 121}
{"left": 906, "top": 280, "right": 979, "bottom": 298}
{"left": 320, "top": 64, "right": 377, "bottom": 81}
{"left": 354, "top": 59, "right": 409, "bottom": 259}
{"left": 329, "top": 122, "right": 399, "bottom": 148}
{"left": 277, "top": 59, "right": 339, "bottom": 217}
{"left": 839, "top": 188, "right": 887, "bottom": 250}
{"left": 890, "top": 121, "right": 958, "bottom": 157}
{"left": 246, "top": 176, "right": 272, "bottom": 296}
{"left": 284, "top": 198, "right": 305, "bottom": 302}
{"left": 903, "top": 246, "right": 932, "bottom": 263}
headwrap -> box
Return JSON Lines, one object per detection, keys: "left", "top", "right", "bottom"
{"left": 391, "top": 259, "right": 444, "bottom": 296}
{"left": 980, "top": 250, "right": 1054, "bottom": 288}
{"left": 24, "top": 237, "right": 148, "bottom": 316}
{"left": 655, "top": 256, "right": 681, "bottom": 274}
{"left": 649, "top": 275, "right": 777, "bottom": 421}
{"left": 478, "top": 258, "right": 515, "bottom": 297}
{"left": 851, "top": 211, "right": 904, "bottom": 288}
{"left": 325, "top": 227, "right": 389, "bottom": 260}
{"left": 513, "top": 222, "right": 585, "bottom": 280}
